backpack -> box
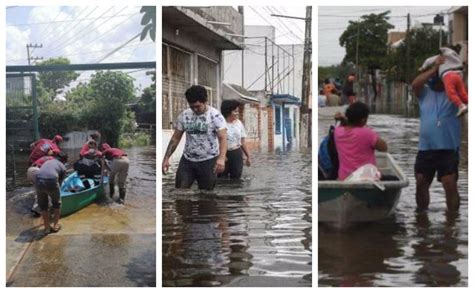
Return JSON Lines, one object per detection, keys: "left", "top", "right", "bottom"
{"left": 318, "top": 125, "right": 339, "bottom": 180}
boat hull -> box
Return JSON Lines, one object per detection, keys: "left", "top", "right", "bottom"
{"left": 60, "top": 172, "right": 108, "bottom": 216}
{"left": 318, "top": 153, "right": 408, "bottom": 229}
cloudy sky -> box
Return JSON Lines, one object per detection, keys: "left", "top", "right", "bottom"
{"left": 244, "top": 6, "right": 307, "bottom": 45}
{"left": 318, "top": 6, "right": 450, "bottom": 66}
{"left": 6, "top": 6, "right": 156, "bottom": 92}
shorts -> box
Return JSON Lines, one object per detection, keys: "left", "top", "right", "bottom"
{"left": 175, "top": 156, "right": 218, "bottom": 190}
{"left": 414, "top": 150, "right": 459, "bottom": 182}
{"left": 35, "top": 178, "right": 61, "bottom": 211}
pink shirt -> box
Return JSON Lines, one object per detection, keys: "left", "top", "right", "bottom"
{"left": 334, "top": 125, "right": 379, "bottom": 180}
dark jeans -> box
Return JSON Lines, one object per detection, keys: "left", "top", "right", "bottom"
{"left": 218, "top": 148, "right": 244, "bottom": 179}
{"left": 175, "top": 156, "right": 218, "bottom": 190}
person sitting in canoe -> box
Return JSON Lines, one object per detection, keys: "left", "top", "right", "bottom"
{"left": 34, "top": 152, "right": 68, "bottom": 234}
{"left": 101, "top": 143, "right": 129, "bottom": 204}
{"left": 74, "top": 139, "right": 103, "bottom": 188}
{"left": 334, "top": 102, "right": 388, "bottom": 180}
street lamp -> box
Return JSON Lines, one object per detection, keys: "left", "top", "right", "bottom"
{"left": 434, "top": 13, "right": 444, "bottom": 47}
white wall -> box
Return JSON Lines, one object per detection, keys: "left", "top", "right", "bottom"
{"left": 162, "top": 129, "right": 186, "bottom": 169}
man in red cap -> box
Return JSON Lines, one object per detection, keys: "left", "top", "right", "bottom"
{"left": 101, "top": 143, "right": 129, "bottom": 204}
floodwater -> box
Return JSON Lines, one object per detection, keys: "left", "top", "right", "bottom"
{"left": 6, "top": 146, "right": 156, "bottom": 287}
{"left": 162, "top": 150, "right": 312, "bottom": 287}
{"left": 318, "top": 114, "right": 468, "bottom": 287}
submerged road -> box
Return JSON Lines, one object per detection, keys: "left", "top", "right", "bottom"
{"left": 6, "top": 146, "right": 156, "bottom": 287}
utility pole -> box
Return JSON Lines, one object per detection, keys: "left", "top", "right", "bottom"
{"left": 355, "top": 21, "right": 360, "bottom": 98}
{"left": 265, "top": 37, "right": 268, "bottom": 92}
{"left": 26, "top": 43, "right": 43, "bottom": 65}
{"left": 406, "top": 13, "right": 411, "bottom": 114}
{"left": 301, "top": 6, "right": 312, "bottom": 148}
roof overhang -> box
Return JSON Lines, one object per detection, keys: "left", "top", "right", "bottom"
{"left": 270, "top": 94, "right": 301, "bottom": 105}
{"left": 223, "top": 83, "right": 259, "bottom": 104}
{"left": 162, "top": 7, "right": 243, "bottom": 50}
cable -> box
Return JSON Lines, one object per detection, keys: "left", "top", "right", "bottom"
{"left": 45, "top": 7, "right": 129, "bottom": 56}
{"left": 32, "top": 9, "right": 64, "bottom": 44}
{"left": 54, "top": 12, "right": 139, "bottom": 58}
{"left": 96, "top": 32, "right": 141, "bottom": 63}
{"left": 40, "top": 6, "right": 100, "bottom": 52}
{"left": 264, "top": 6, "right": 303, "bottom": 43}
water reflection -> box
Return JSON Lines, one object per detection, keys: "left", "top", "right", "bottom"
{"left": 318, "top": 114, "right": 468, "bottom": 287}
{"left": 163, "top": 151, "right": 312, "bottom": 287}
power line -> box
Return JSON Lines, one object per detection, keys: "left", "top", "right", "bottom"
{"left": 7, "top": 12, "right": 139, "bottom": 27}
{"left": 7, "top": 42, "right": 154, "bottom": 63}
{"left": 264, "top": 6, "right": 303, "bottom": 43}
{"left": 41, "top": 6, "right": 100, "bottom": 52}
{"left": 48, "top": 11, "right": 139, "bottom": 59}
{"left": 96, "top": 32, "right": 141, "bottom": 63}
{"left": 44, "top": 7, "right": 130, "bottom": 57}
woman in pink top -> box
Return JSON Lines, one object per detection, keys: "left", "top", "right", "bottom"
{"left": 334, "top": 102, "right": 388, "bottom": 180}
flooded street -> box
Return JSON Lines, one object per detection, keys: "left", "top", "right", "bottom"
{"left": 6, "top": 146, "right": 156, "bottom": 287}
{"left": 318, "top": 114, "right": 468, "bottom": 286}
{"left": 162, "top": 150, "right": 312, "bottom": 287}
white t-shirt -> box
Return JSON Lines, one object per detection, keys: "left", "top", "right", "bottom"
{"left": 176, "top": 106, "right": 227, "bottom": 162}
{"left": 226, "top": 119, "right": 247, "bottom": 150}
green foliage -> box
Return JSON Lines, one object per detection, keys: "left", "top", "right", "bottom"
{"left": 339, "top": 12, "right": 394, "bottom": 70}
{"left": 140, "top": 6, "right": 156, "bottom": 42}
{"left": 37, "top": 57, "right": 80, "bottom": 100}
{"left": 39, "top": 70, "right": 140, "bottom": 146}
{"left": 139, "top": 70, "right": 156, "bottom": 112}
{"left": 86, "top": 71, "right": 135, "bottom": 147}
{"left": 119, "top": 131, "right": 151, "bottom": 148}
{"left": 385, "top": 27, "right": 447, "bottom": 82}
{"left": 318, "top": 65, "right": 354, "bottom": 87}
{"left": 39, "top": 101, "right": 81, "bottom": 138}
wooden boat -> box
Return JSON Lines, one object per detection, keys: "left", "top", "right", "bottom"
{"left": 60, "top": 172, "right": 109, "bottom": 216}
{"left": 318, "top": 153, "right": 409, "bottom": 229}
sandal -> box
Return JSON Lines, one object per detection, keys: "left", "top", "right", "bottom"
{"left": 49, "top": 224, "right": 62, "bottom": 233}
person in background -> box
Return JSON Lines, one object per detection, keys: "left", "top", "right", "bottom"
{"left": 334, "top": 102, "right": 388, "bottom": 180}
{"left": 162, "top": 85, "right": 227, "bottom": 190}
{"left": 34, "top": 153, "right": 68, "bottom": 234}
{"left": 318, "top": 89, "right": 327, "bottom": 107}
{"left": 412, "top": 55, "right": 462, "bottom": 212}
{"left": 101, "top": 143, "right": 129, "bottom": 204}
{"left": 219, "top": 100, "right": 251, "bottom": 179}
{"left": 74, "top": 139, "right": 103, "bottom": 188}
{"left": 326, "top": 88, "right": 342, "bottom": 107}
{"left": 343, "top": 73, "right": 357, "bottom": 105}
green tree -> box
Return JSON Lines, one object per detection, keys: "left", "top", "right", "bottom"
{"left": 386, "top": 27, "right": 447, "bottom": 82}
{"left": 139, "top": 70, "right": 156, "bottom": 111}
{"left": 37, "top": 57, "right": 80, "bottom": 101}
{"left": 140, "top": 6, "right": 156, "bottom": 42}
{"left": 87, "top": 71, "right": 135, "bottom": 147}
{"left": 339, "top": 12, "right": 394, "bottom": 99}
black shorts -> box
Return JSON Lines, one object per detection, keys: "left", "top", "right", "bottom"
{"left": 175, "top": 156, "right": 218, "bottom": 190}
{"left": 414, "top": 150, "right": 459, "bottom": 182}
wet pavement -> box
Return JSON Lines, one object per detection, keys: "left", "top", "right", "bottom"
{"left": 6, "top": 146, "right": 156, "bottom": 287}
{"left": 318, "top": 114, "right": 468, "bottom": 286}
{"left": 162, "top": 149, "right": 312, "bottom": 287}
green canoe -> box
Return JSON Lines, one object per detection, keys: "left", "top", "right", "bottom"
{"left": 60, "top": 172, "right": 109, "bottom": 216}
{"left": 319, "top": 153, "right": 409, "bottom": 229}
